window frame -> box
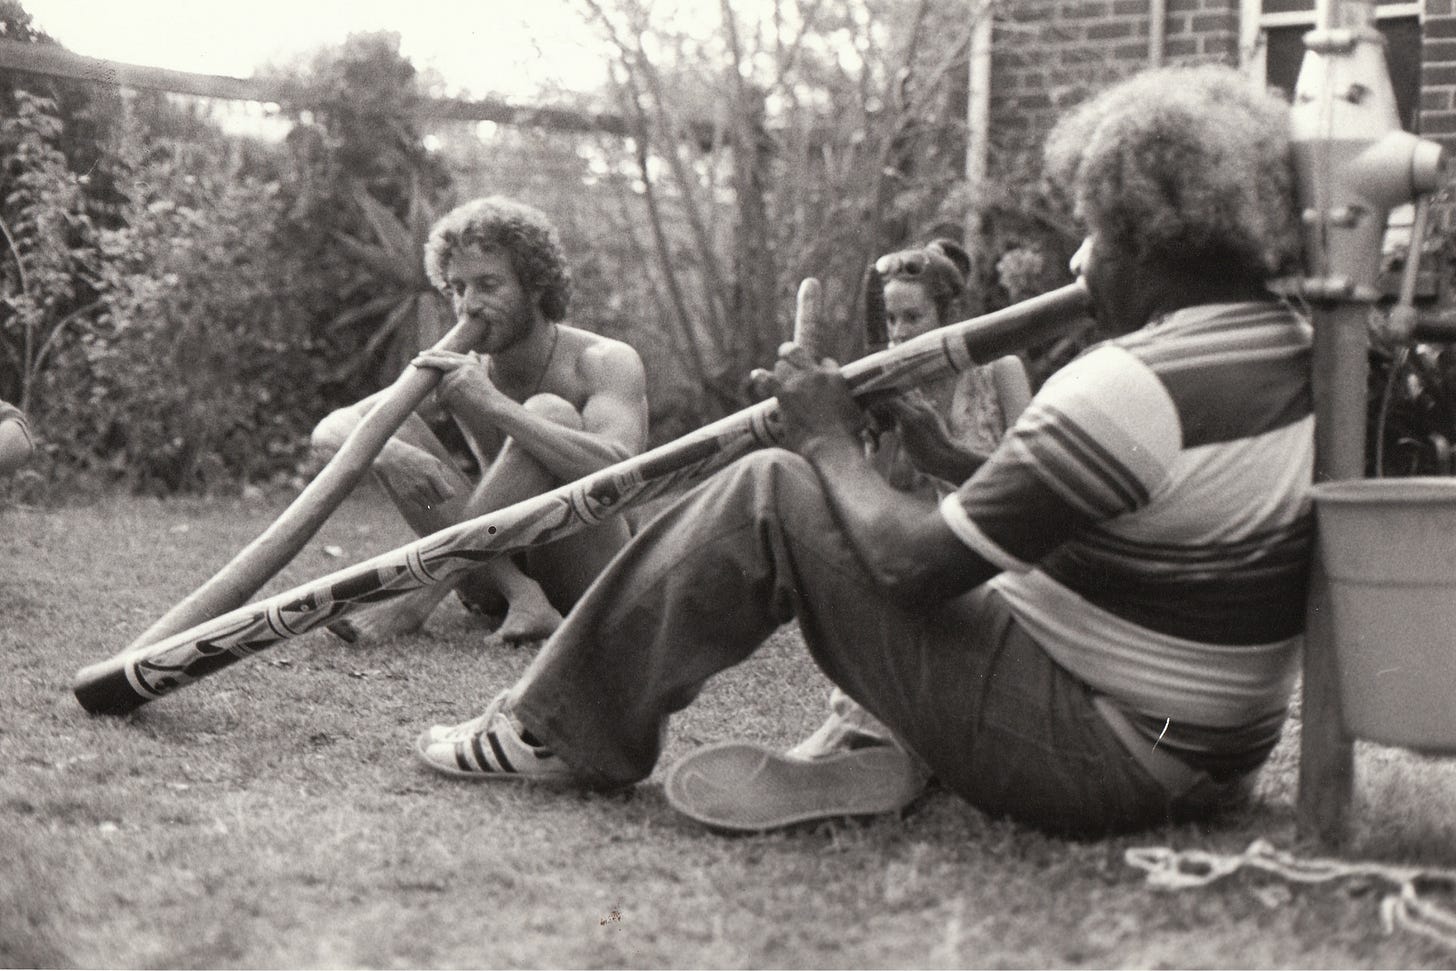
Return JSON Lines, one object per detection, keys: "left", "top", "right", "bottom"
{"left": 1239, "top": 0, "right": 1423, "bottom": 80}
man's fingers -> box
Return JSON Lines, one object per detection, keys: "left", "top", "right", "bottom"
{"left": 413, "top": 474, "right": 455, "bottom": 509}
{"left": 776, "top": 341, "right": 815, "bottom": 369}
{"left": 413, "top": 349, "right": 475, "bottom": 371}
{"left": 793, "top": 278, "right": 827, "bottom": 360}
{"left": 871, "top": 396, "right": 907, "bottom": 418}
{"left": 747, "top": 367, "right": 778, "bottom": 399}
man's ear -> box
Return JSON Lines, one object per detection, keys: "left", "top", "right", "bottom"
{"left": 531, "top": 288, "right": 552, "bottom": 323}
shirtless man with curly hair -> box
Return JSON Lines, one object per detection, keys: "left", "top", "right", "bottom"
{"left": 313, "top": 197, "right": 648, "bottom": 645}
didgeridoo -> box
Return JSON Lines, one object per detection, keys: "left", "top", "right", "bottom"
{"left": 124, "top": 309, "right": 484, "bottom": 652}
{"left": 74, "top": 281, "right": 1090, "bottom": 716}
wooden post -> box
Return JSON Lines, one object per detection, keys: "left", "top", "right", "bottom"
{"left": 1300, "top": 305, "right": 1367, "bottom": 846}
{"left": 1289, "top": 0, "right": 1448, "bottom": 845}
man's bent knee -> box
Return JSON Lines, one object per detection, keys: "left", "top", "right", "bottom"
{"left": 738, "top": 448, "right": 816, "bottom": 486}
{"left": 524, "top": 393, "right": 583, "bottom": 429}
{"left": 309, "top": 409, "right": 363, "bottom": 461}
{"left": 721, "top": 449, "right": 826, "bottom": 520}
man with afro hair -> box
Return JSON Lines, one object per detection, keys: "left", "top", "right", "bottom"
{"left": 415, "top": 67, "right": 1313, "bottom": 839}
{"left": 313, "top": 196, "right": 648, "bottom": 645}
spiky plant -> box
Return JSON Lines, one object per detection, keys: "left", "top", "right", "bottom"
{"left": 327, "top": 180, "right": 452, "bottom": 387}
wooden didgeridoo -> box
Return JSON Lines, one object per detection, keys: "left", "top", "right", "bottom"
{"left": 74, "top": 281, "right": 1090, "bottom": 715}
{"left": 122, "top": 313, "right": 487, "bottom": 652}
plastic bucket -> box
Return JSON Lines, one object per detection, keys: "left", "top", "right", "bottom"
{"left": 1313, "top": 477, "right": 1456, "bottom": 752}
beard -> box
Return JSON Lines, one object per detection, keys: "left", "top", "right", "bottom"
{"left": 471, "top": 294, "right": 537, "bottom": 354}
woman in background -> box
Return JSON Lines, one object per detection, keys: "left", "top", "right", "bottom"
{"left": 786, "top": 239, "right": 1031, "bottom": 776}
{"left": 862, "top": 238, "right": 1031, "bottom": 497}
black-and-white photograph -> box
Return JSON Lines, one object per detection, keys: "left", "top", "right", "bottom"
{"left": 2, "top": 0, "right": 1455, "bottom": 966}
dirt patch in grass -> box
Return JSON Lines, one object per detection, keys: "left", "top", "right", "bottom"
{"left": 2, "top": 487, "right": 1455, "bottom": 968}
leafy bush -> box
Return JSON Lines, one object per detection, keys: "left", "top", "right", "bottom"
{"left": 1366, "top": 204, "right": 1456, "bottom": 479}
{"left": 262, "top": 32, "right": 460, "bottom": 403}
{"left": 0, "top": 89, "right": 100, "bottom": 412}
{"left": 1, "top": 26, "right": 457, "bottom": 497}
{"left": 35, "top": 136, "right": 325, "bottom": 494}
{"left": 1369, "top": 341, "right": 1456, "bottom": 476}
{"left": 326, "top": 181, "right": 452, "bottom": 389}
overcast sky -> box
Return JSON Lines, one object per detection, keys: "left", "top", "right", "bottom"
{"left": 20, "top": 0, "right": 618, "bottom": 100}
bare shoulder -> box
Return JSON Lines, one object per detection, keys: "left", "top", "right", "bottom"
{"left": 559, "top": 325, "right": 646, "bottom": 387}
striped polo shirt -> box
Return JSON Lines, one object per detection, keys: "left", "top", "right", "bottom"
{"left": 938, "top": 301, "right": 1314, "bottom": 776}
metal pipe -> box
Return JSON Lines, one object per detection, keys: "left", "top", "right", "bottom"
{"left": 1149, "top": 0, "right": 1167, "bottom": 66}
{"left": 965, "top": 4, "right": 994, "bottom": 253}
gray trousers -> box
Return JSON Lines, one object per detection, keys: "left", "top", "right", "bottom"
{"left": 512, "top": 449, "right": 1224, "bottom": 835}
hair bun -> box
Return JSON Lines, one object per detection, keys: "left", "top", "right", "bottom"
{"left": 926, "top": 238, "right": 971, "bottom": 283}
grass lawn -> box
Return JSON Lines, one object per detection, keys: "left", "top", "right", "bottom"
{"left": 3, "top": 485, "right": 1456, "bottom": 969}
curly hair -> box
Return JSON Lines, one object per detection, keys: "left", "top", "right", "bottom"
{"left": 423, "top": 196, "right": 572, "bottom": 321}
{"left": 1042, "top": 65, "right": 1300, "bottom": 279}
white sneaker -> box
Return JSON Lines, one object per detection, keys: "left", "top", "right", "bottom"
{"left": 415, "top": 693, "right": 575, "bottom": 783}
{"left": 786, "top": 690, "right": 904, "bottom": 761}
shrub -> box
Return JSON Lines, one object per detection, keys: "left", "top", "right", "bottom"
{"left": 0, "top": 89, "right": 100, "bottom": 412}
{"left": 36, "top": 137, "right": 325, "bottom": 494}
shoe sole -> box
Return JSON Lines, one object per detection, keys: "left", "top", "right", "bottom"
{"left": 662, "top": 740, "right": 925, "bottom": 833}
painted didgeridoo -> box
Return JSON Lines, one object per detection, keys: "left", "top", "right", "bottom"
{"left": 123, "top": 308, "right": 482, "bottom": 653}
{"left": 73, "top": 281, "right": 1090, "bottom": 715}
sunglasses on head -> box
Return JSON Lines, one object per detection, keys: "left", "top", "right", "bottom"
{"left": 875, "top": 250, "right": 930, "bottom": 277}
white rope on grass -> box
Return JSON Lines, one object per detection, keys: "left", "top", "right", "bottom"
{"left": 1125, "top": 838, "right": 1456, "bottom": 952}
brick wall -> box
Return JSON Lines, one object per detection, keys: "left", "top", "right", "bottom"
{"left": 986, "top": 0, "right": 1243, "bottom": 168}
{"left": 1423, "top": 4, "right": 1456, "bottom": 153}
{"left": 992, "top": 0, "right": 1448, "bottom": 155}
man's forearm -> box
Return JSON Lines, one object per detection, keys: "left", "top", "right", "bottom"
{"left": 919, "top": 443, "right": 990, "bottom": 486}
{"left": 798, "top": 430, "right": 942, "bottom": 594}
{"left": 451, "top": 397, "right": 633, "bottom": 481}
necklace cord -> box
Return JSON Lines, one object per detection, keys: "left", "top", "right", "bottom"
{"left": 530, "top": 323, "right": 560, "bottom": 398}
{"left": 488, "top": 323, "right": 559, "bottom": 399}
